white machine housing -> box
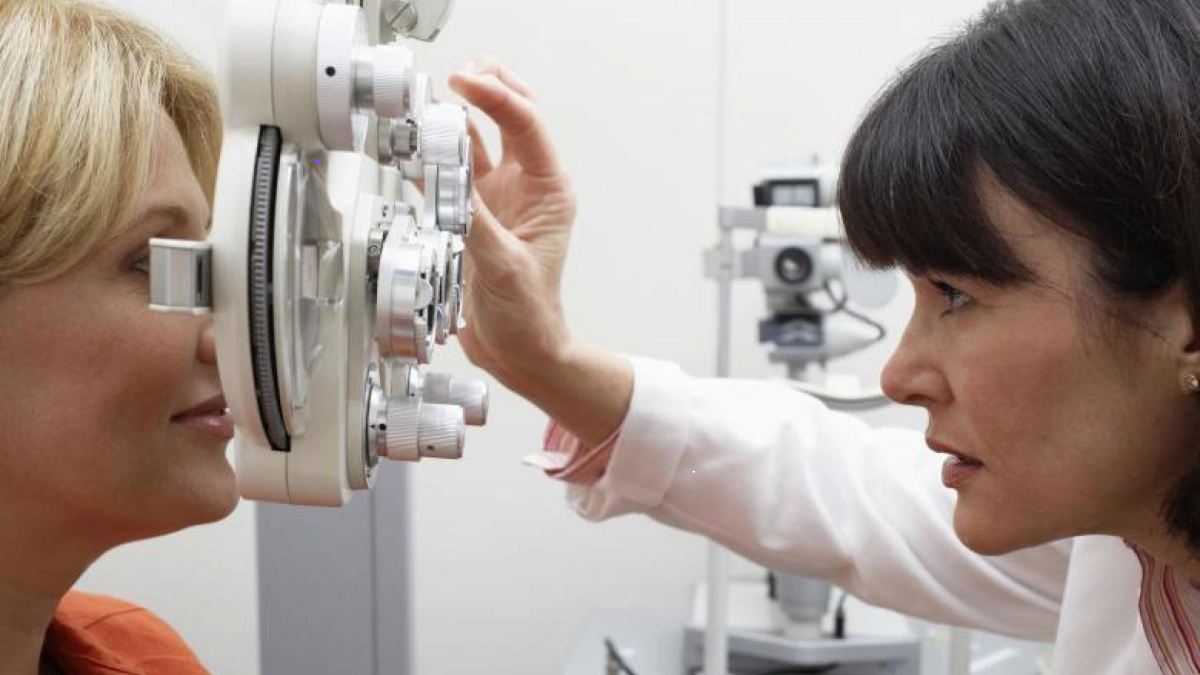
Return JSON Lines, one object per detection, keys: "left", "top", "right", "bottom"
{"left": 150, "top": 0, "right": 486, "bottom": 506}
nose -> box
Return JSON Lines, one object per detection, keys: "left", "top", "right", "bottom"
{"left": 198, "top": 316, "right": 218, "bottom": 366}
{"left": 879, "top": 319, "right": 951, "bottom": 409}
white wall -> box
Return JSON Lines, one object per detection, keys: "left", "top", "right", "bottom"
{"left": 73, "top": 2, "right": 998, "bottom": 674}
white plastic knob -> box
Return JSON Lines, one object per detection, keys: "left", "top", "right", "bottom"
{"left": 420, "top": 103, "right": 468, "bottom": 167}
{"left": 371, "top": 44, "right": 414, "bottom": 119}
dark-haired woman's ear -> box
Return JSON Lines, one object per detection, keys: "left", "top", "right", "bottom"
{"left": 1153, "top": 282, "right": 1200, "bottom": 372}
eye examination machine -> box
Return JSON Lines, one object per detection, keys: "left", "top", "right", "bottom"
{"left": 148, "top": 0, "right": 484, "bottom": 506}
{"left": 145, "top": 2, "right": 481, "bottom": 672}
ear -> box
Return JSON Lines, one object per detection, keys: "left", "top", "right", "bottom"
{"left": 1158, "top": 282, "right": 1200, "bottom": 370}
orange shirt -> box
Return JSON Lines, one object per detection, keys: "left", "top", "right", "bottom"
{"left": 42, "top": 591, "right": 209, "bottom": 674}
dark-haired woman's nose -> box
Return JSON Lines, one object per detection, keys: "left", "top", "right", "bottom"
{"left": 880, "top": 321, "right": 951, "bottom": 409}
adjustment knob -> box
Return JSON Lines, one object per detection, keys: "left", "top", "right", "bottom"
{"left": 435, "top": 165, "right": 472, "bottom": 235}
{"left": 370, "top": 44, "right": 414, "bottom": 119}
{"left": 423, "top": 373, "right": 489, "bottom": 426}
{"left": 420, "top": 103, "right": 468, "bottom": 167}
{"left": 447, "top": 240, "right": 466, "bottom": 335}
{"left": 383, "top": 398, "right": 421, "bottom": 461}
{"left": 416, "top": 402, "right": 465, "bottom": 459}
{"left": 378, "top": 118, "right": 419, "bottom": 164}
{"left": 382, "top": 399, "right": 464, "bottom": 461}
{"left": 375, "top": 232, "right": 437, "bottom": 364}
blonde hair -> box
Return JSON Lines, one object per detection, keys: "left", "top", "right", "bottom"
{"left": 0, "top": 0, "right": 221, "bottom": 286}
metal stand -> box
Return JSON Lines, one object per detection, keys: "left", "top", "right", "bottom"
{"left": 703, "top": 206, "right": 919, "bottom": 675}
{"left": 683, "top": 626, "right": 920, "bottom": 675}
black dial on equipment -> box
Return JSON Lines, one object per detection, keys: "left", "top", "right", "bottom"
{"left": 248, "top": 126, "right": 291, "bottom": 453}
{"left": 775, "top": 247, "right": 814, "bottom": 286}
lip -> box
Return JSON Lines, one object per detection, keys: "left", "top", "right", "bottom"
{"left": 928, "top": 438, "right": 984, "bottom": 489}
{"left": 173, "top": 394, "right": 227, "bottom": 420}
{"left": 926, "top": 438, "right": 983, "bottom": 465}
{"left": 172, "top": 394, "right": 234, "bottom": 440}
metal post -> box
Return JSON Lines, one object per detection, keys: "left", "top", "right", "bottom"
{"left": 705, "top": 216, "right": 736, "bottom": 675}
{"left": 949, "top": 627, "right": 972, "bottom": 675}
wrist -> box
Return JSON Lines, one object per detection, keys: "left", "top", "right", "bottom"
{"left": 510, "top": 338, "right": 634, "bottom": 449}
{"left": 504, "top": 332, "right": 588, "bottom": 401}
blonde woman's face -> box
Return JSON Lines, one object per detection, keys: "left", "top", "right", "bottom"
{"left": 0, "top": 116, "right": 238, "bottom": 544}
{"left": 880, "top": 181, "right": 1198, "bottom": 556}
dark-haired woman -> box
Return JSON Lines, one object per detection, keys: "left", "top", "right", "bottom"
{"left": 450, "top": 0, "right": 1200, "bottom": 671}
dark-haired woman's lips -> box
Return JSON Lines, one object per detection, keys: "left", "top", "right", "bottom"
{"left": 927, "top": 438, "right": 984, "bottom": 489}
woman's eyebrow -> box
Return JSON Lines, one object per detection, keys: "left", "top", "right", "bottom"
{"left": 132, "top": 204, "right": 203, "bottom": 237}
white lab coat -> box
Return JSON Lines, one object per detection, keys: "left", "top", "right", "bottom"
{"left": 566, "top": 358, "right": 1164, "bottom": 673}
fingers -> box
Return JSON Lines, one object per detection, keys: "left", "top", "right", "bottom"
{"left": 461, "top": 56, "right": 537, "bottom": 99}
{"left": 466, "top": 116, "right": 495, "bottom": 178}
{"left": 449, "top": 64, "right": 561, "bottom": 178}
{"left": 434, "top": 82, "right": 495, "bottom": 178}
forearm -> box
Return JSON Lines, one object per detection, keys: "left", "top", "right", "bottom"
{"left": 508, "top": 340, "right": 633, "bottom": 449}
{"left": 562, "top": 361, "right": 1067, "bottom": 640}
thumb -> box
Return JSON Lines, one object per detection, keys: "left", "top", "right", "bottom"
{"left": 465, "top": 193, "right": 522, "bottom": 280}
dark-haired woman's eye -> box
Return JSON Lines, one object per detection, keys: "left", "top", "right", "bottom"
{"left": 931, "top": 280, "right": 971, "bottom": 314}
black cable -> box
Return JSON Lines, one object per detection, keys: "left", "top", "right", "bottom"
{"left": 689, "top": 665, "right": 838, "bottom": 675}
{"left": 833, "top": 590, "right": 849, "bottom": 639}
{"left": 822, "top": 280, "right": 887, "bottom": 346}
{"left": 758, "top": 665, "right": 839, "bottom": 675}
{"left": 604, "top": 637, "right": 639, "bottom": 675}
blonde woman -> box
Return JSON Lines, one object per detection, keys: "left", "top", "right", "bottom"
{"left": 0, "top": 1, "right": 227, "bottom": 672}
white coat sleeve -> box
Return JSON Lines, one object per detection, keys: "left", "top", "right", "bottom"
{"left": 565, "top": 357, "right": 1070, "bottom": 641}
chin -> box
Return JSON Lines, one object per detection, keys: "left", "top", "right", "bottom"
{"left": 141, "top": 462, "right": 241, "bottom": 536}
{"left": 189, "top": 482, "right": 241, "bottom": 525}
{"left": 187, "top": 464, "right": 242, "bottom": 524}
{"left": 952, "top": 503, "right": 1044, "bottom": 556}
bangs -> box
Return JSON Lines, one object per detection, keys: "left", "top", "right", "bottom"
{"left": 0, "top": 0, "right": 220, "bottom": 286}
{"left": 840, "top": 0, "right": 1187, "bottom": 295}
{"left": 838, "top": 43, "right": 1035, "bottom": 285}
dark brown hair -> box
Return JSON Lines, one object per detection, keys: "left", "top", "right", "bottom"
{"left": 839, "top": 0, "right": 1200, "bottom": 551}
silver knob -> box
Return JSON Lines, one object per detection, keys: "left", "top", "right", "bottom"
{"left": 420, "top": 103, "right": 469, "bottom": 167}
{"left": 423, "top": 373, "right": 489, "bottom": 426}
{"left": 375, "top": 233, "right": 437, "bottom": 364}
{"left": 379, "top": 118, "right": 420, "bottom": 165}
{"left": 422, "top": 162, "right": 473, "bottom": 236}
{"left": 383, "top": 0, "right": 419, "bottom": 35}
{"left": 416, "top": 402, "right": 465, "bottom": 459}
{"left": 382, "top": 399, "right": 464, "bottom": 461}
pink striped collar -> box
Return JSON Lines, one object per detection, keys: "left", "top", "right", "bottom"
{"left": 1133, "top": 545, "right": 1200, "bottom": 674}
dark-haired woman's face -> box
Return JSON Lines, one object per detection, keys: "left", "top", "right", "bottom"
{"left": 880, "top": 183, "right": 1199, "bottom": 556}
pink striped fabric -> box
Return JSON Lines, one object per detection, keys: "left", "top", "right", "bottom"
{"left": 1133, "top": 545, "right": 1200, "bottom": 674}
{"left": 537, "top": 422, "right": 621, "bottom": 486}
